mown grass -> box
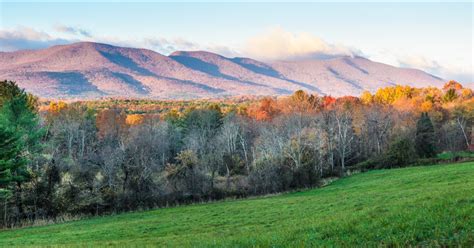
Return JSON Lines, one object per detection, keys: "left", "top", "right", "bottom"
{"left": 1, "top": 162, "right": 473, "bottom": 247}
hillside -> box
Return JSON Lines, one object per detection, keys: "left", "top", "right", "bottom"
{"left": 0, "top": 42, "right": 445, "bottom": 99}
{"left": 1, "top": 162, "right": 472, "bottom": 247}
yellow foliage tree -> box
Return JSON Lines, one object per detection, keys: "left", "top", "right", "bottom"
{"left": 360, "top": 91, "right": 373, "bottom": 105}
{"left": 126, "top": 114, "right": 145, "bottom": 126}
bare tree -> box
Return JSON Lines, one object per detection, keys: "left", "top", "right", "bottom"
{"left": 333, "top": 109, "right": 355, "bottom": 173}
{"left": 359, "top": 105, "right": 393, "bottom": 157}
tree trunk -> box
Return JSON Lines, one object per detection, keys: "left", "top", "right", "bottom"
{"left": 210, "top": 169, "right": 215, "bottom": 191}
{"left": 80, "top": 130, "right": 85, "bottom": 159}
{"left": 225, "top": 164, "right": 231, "bottom": 190}
{"left": 15, "top": 182, "right": 23, "bottom": 222}
{"left": 3, "top": 197, "right": 7, "bottom": 227}
{"left": 456, "top": 117, "right": 470, "bottom": 148}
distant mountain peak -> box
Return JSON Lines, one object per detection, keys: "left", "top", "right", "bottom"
{"left": 0, "top": 42, "right": 445, "bottom": 99}
{"left": 170, "top": 50, "right": 221, "bottom": 56}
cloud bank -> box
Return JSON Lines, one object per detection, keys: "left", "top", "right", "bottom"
{"left": 397, "top": 55, "right": 473, "bottom": 83}
{"left": 0, "top": 27, "right": 73, "bottom": 51}
{"left": 242, "top": 27, "right": 359, "bottom": 61}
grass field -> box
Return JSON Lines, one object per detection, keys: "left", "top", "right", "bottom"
{"left": 1, "top": 162, "right": 473, "bottom": 247}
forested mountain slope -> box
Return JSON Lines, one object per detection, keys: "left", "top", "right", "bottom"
{"left": 0, "top": 42, "right": 445, "bottom": 99}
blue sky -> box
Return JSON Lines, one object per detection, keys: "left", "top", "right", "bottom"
{"left": 0, "top": 1, "right": 472, "bottom": 82}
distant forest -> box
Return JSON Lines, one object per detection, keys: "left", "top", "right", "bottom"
{"left": 1, "top": 80, "right": 473, "bottom": 228}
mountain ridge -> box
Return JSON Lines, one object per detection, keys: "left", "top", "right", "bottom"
{"left": 0, "top": 42, "right": 447, "bottom": 99}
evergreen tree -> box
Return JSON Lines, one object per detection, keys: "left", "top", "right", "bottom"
{"left": 386, "top": 137, "right": 417, "bottom": 167}
{"left": 0, "top": 81, "right": 43, "bottom": 155}
{"left": 0, "top": 81, "right": 43, "bottom": 215}
{"left": 0, "top": 80, "right": 37, "bottom": 111}
{"left": 415, "top": 112, "right": 436, "bottom": 158}
{"left": 0, "top": 124, "right": 24, "bottom": 195}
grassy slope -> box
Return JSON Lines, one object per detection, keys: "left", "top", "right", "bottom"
{"left": 1, "top": 162, "right": 473, "bottom": 247}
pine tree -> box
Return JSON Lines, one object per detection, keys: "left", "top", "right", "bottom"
{"left": 0, "top": 81, "right": 43, "bottom": 156}
{"left": 0, "top": 80, "right": 37, "bottom": 111}
{"left": 0, "top": 124, "right": 24, "bottom": 195}
{"left": 415, "top": 112, "right": 436, "bottom": 158}
{"left": 0, "top": 81, "right": 43, "bottom": 213}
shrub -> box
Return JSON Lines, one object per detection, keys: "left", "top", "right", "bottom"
{"left": 354, "top": 137, "right": 417, "bottom": 170}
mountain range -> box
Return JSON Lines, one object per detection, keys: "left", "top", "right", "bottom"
{"left": 0, "top": 42, "right": 447, "bottom": 99}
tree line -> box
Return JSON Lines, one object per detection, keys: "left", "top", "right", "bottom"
{"left": 1, "top": 80, "right": 473, "bottom": 228}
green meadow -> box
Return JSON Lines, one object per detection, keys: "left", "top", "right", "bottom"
{"left": 1, "top": 162, "right": 473, "bottom": 247}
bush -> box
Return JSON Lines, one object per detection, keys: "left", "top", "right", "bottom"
{"left": 385, "top": 137, "right": 417, "bottom": 167}
{"left": 248, "top": 158, "right": 292, "bottom": 195}
{"left": 353, "top": 159, "right": 378, "bottom": 172}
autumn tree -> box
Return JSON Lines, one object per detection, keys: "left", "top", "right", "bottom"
{"left": 96, "top": 108, "right": 127, "bottom": 140}
{"left": 360, "top": 91, "right": 373, "bottom": 105}
{"left": 443, "top": 89, "right": 458, "bottom": 103}
{"left": 247, "top": 97, "right": 279, "bottom": 121}
{"left": 374, "top": 85, "right": 416, "bottom": 105}
{"left": 281, "top": 90, "right": 319, "bottom": 114}
{"left": 442, "top": 80, "right": 463, "bottom": 91}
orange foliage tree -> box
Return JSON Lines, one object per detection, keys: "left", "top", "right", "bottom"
{"left": 96, "top": 108, "right": 128, "bottom": 139}
{"left": 247, "top": 97, "right": 280, "bottom": 121}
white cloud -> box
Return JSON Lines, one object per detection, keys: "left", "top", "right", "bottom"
{"left": 0, "top": 26, "right": 212, "bottom": 55}
{"left": 203, "top": 44, "right": 241, "bottom": 58}
{"left": 54, "top": 25, "right": 92, "bottom": 37}
{"left": 142, "top": 37, "right": 201, "bottom": 54}
{"left": 241, "top": 27, "right": 359, "bottom": 61}
{"left": 102, "top": 36, "right": 240, "bottom": 58}
{"left": 398, "top": 55, "right": 443, "bottom": 73}
{"left": 0, "top": 27, "right": 73, "bottom": 51}
{"left": 367, "top": 50, "right": 472, "bottom": 83}
{"left": 397, "top": 55, "right": 472, "bottom": 83}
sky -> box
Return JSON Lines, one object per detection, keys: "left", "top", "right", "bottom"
{"left": 0, "top": 1, "right": 472, "bottom": 83}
